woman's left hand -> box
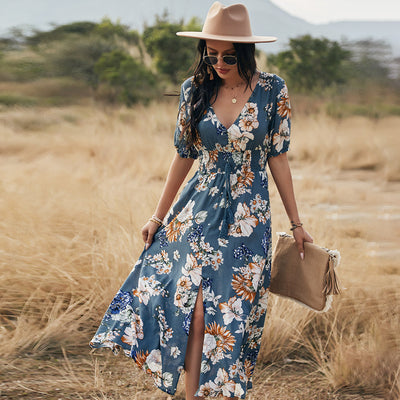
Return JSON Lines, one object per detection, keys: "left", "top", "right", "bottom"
{"left": 292, "top": 227, "right": 313, "bottom": 260}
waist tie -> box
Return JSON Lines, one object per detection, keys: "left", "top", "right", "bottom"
{"left": 220, "top": 160, "right": 235, "bottom": 238}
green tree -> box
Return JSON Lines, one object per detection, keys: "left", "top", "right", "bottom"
{"left": 94, "top": 49, "right": 158, "bottom": 105}
{"left": 269, "top": 35, "right": 350, "bottom": 91}
{"left": 142, "top": 14, "right": 201, "bottom": 83}
{"left": 94, "top": 17, "right": 140, "bottom": 45}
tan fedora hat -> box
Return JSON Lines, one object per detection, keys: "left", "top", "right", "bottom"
{"left": 176, "top": 1, "right": 277, "bottom": 43}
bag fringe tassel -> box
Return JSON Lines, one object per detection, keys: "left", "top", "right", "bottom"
{"left": 323, "top": 252, "right": 341, "bottom": 295}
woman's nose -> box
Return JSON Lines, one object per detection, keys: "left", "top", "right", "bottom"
{"left": 215, "top": 55, "right": 224, "bottom": 67}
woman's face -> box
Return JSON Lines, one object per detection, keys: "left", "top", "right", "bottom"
{"left": 205, "top": 40, "right": 239, "bottom": 81}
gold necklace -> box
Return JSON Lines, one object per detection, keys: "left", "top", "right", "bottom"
{"left": 223, "top": 81, "right": 246, "bottom": 104}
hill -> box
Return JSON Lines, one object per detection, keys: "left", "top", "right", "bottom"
{"left": 1, "top": 0, "right": 400, "bottom": 55}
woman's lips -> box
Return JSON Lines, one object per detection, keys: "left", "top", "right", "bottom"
{"left": 216, "top": 68, "right": 229, "bottom": 74}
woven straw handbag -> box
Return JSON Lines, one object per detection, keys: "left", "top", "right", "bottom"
{"left": 269, "top": 232, "right": 341, "bottom": 312}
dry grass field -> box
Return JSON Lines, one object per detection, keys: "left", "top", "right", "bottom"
{"left": 0, "top": 100, "right": 399, "bottom": 400}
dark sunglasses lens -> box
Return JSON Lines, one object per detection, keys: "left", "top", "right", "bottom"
{"left": 223, "top": 56, "right": 237, "bottom": 65}
{"left": 203, "top": 56, "right": 218, "bottom": 65}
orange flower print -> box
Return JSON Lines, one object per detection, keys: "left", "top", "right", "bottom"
{"left": 236, "top": 164, "right": 254, "bottom": 187}
{"left": 238, "top": 116, "right": 259, "bottom": 132}
{"left": 133, "top": 350, "right": 149, "bottom": 369}
{"left": 244, "top": 359, "right": 254, "bottom": 381}
{"left": 165, "top": 218, "right": 183, "bottom": 242}
{"left": 243, "top": 102, "right": 258, "bottom": 116}
{"left": 232, "top": 273, "right": 256, "bottom": 302}
{"left": 277, "top": 85, "right": 291, "bottom": 119}
{"left": 205, "top": 322, "right": 236, "bottom": 352}
{"left": 197, "top": 382, "right": 215, "bottom": 397}
{"left": 165, "top": 200, "right": 194, "bottom": 242}
{"left": 204, "top": 322, "right": 236, "bottom": 364}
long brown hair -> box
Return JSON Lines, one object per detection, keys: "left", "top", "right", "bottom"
{"left": 182, "top": 39, "right": 257, "bottom": 149}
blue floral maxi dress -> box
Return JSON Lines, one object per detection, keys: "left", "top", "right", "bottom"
{"left": 89, "top": 72, "right": 291, "bottom": 399}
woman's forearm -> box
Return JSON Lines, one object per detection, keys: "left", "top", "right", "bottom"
{"left": 153, "top": 153, "right": 195, "bottom": 220}
{"left": 267, "top": 153, "right": 301, "bottom": 223}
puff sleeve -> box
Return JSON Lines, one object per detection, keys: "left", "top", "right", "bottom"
{"left": 267, "top": 76, "right": 291, "bottom": 158}
{"left": 173, "top": 79, "right": 199, "bottom": 159}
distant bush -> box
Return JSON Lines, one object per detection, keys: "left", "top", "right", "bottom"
{"left": 0, "top": 56, "right": 47, "bottom": 82}
{"left": 26, "top": 22, "right": 98, "bottom": 46}
{"left": 143, "top": 14, "right": 201, "bottom": 83}
{"left": 0, "top": 94, "right": 37, "bottom": 106}
{"left": 94, "top": 49, "right": 158, "bottom": 105}
{"left": 269, "top": 35, "right": 350, "bottom": 92}
{"left": 44, "top": 34, "right": 116, "bottom": 87}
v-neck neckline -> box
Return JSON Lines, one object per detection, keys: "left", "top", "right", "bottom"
{"left": 209, "top": 72, "right": 261, "bottom": 131}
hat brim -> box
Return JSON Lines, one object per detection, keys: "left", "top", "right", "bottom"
{"left": 176, "top": 31, "right": 277, "bottom": 43}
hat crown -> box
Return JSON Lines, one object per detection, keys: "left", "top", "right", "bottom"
{"left": 175, "top": 1, "right": 277, "bottom": 44}
{"left": 202, "top": 2, "right": 253, "bottom": 38}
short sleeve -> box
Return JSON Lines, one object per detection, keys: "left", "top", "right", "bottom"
{"left": 174, "top": 79, "right": 199, "bottom": 159}
{"left": 267, "top": 76, "right": 291, "bottom": 158}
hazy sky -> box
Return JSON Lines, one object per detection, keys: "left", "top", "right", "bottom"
{"left": 270, "top": 0, "right": 400, "bottom": 24}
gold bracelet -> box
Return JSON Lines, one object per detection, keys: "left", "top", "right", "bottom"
{"left": 151, "top": 215, "right": 163, "bottom": 224}
{"left": 149, "top": 217, "right": 162, "bottom": 226}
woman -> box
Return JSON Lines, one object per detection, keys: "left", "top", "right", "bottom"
{"left": 90, "top": 2, "right": 313, "bottom": 399}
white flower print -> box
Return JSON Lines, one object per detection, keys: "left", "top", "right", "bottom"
{"left": 280, "top": 118, "right": 290, "bottom": 135}
{"left": 173, "top": 250, "right": 180, "bottom": 261}
{"left": 145, "top": 250, "right": 172, "bottom": 274}
{"left": 201, "top": 359, "right": 211, "bottom": 373}
{"left": 162, "top": 372, "right": 173, "bottom": 388}
{"left": 203, "top": 108, "right": 219, "bottom": 125}
{"left": 203, "top": 286, "right": 222, "bottom": 315}
{"left": 243, "top": 102, "right": 258, "bottom": 117}
{"left": 177, "top": 199, "right": 195, "bottom": 222}
{"left": 234, "top": 383, "right": 245, "bottom": 397}
{"left": 195, "top": 210, "right": 208, "bottom": 224}
{"left": 219, "top": 296, "right": 244, "bottom": 325}
{"left": 238, "top": 115, "right": 259, "bottom": 132}
{"left": 182, "top": 253, "right": 202, "bottom": 286}
{"left": 218, "top": 237, "right": 228, "bottom": 247}
{"left": 228, "top": 124, "right": 254, "bottom": 151}
{"left": 170, "top": 346, "right": 181, "bottom": 358}
{"left": 235, "top": 322, "right": 245, "bottom": 336}
{"left": 121, "top": 312, "right": 144, "bottom": 346}
{"left": 198, "top": 381, "right": 218, "bottom": 397}
{"left": 209, "top": 186, "right": 219, "bottom": 197}
{"left": 229, "top": 202, "right": 259, "bottom": 237}
{"left": 146, "top": 349, "right": 162, "bottom": 375}
{"left": 273, "top": 132, "right": 285, "bottom": 153}
{"left": 132, "top": 275, "right": 165, "bottom": 305}
{"left": 215, "top": 368, "right": 236, "bottom": 397}
{"left": 249, "top": 193, "right": 270, "bottom": 224}
{"left": 203, "top": 333, "right": 217, "bottom": 357}
{"left": 176, "top": 275, "right": 192, "bottom": 291}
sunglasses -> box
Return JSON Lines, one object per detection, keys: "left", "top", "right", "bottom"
{"left": 203, "top": 52, "right": 237, "bottom": 66}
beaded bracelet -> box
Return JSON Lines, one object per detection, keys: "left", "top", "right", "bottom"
{"left": 290, "top": 221, "right": 303, "bottom": 231}
{"left": 149, "top": 215, "right": 163, "bottom": 226}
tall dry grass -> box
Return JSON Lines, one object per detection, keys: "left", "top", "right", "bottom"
{"left": 0, "top": 102, "right": 399, "bottom": 399}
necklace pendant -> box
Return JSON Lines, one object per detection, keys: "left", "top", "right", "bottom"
{"left": 232, "top": 98, "right": 237, "bottom": 104}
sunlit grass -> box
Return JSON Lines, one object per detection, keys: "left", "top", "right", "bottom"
{"left": 0, "top": 103, "right": 399, "bottom": 399}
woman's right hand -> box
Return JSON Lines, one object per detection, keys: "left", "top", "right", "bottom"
{"left": 141, "top": 220, "right": 161, "bottom": 249}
